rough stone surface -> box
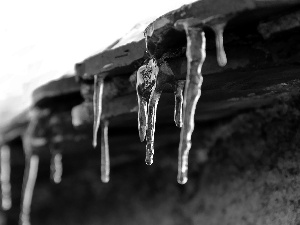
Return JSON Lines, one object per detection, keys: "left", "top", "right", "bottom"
{"left": 3, "top": 81, "right": 300, "bottom": 225}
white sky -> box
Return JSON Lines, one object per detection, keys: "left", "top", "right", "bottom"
{"left": 0, "top": 0, "right": 194, "bottom": 125}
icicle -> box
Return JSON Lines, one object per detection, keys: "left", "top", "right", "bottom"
{"left": 93, "top": 74, "right": 105, "bottom": 148}
{"left": 211, "top": 22, "right": 227, "bottom": 67}
{"left": 136, "top": 59, "right": 159, "bottom": 142}
{"left": 143, "top": 59, "right": 175, "bottom": 165}
{"left": 177, "top": 23, "right": 206, "bottom": 184}
{"left": 20, "top": 155, "right": 39, "bottom": 225}
{"left": 136, "top": 65, "right": 148, "bottom": 142}
{"left": 145, "top": 90, "right": 162, "bottom": 165}
{"left": 100, "top": 120, "right": 110, "bottom": 183}
{"left": 0, "top": 145, "right": 11, "bottom": 210}
{"left": 50, "top": 150, "right": 62, "bottom": 184}
{"left": 174, "top": 80, "right": 185, "bottom": 128}
{"left": 144, "top": 59, "right": 159, "bottom": 165}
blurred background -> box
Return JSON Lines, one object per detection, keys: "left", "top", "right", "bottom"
{"left": 1, "top": 0, "right": 300, "bottom": 225}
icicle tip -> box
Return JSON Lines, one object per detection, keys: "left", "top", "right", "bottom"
{"left": 92, "top": 139, "right": 97, "bottom": 148}
{"left": 177, "top": 174, "right": 188, "bottom": 185}
{"left": 145, "top": 158, "right": 153, "bottom": 165}
{"left": 101, "top": 176, "right": 110, "bottom": 183}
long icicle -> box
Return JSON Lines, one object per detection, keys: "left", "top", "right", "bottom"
{"left": 20, "top": 155, "right": 39, "bottom": 225}
{"left": 144, "top": 59, "right": 175, "bottom": 165}
{"left": 178, "top": 25, "right": 206, "bottom": 184}
{"left": 93, "top": 74, "right": 105, "bottom": 148}
{"left": 101, "top": 120, "right": 110, "bottom": 183}
{"left": 50, "top": 150, "right": 62, "bottom": 184}
{"left": 136, "top": 65, "right": 148, "bottom": 142}
{"left": 145, "top": 90, "right": 162, "bottom": 165}
{"left": 211, "top": 22, "right": 227, "bottom": 67}
{"left": 0, "top": 145, "right": 11, "bottom": 210}
{"left": 174, "top": 80, "right": 185, "bottom": 128}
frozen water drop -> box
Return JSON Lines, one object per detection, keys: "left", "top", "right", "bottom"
{"left": 20, "top": 155, "right": 39, "bottom": 225}
{"left": 212, "top": 22, "right": 227, "bottom": 67}
{"left": 50, "top": 151, "right": 62, "bottom": 184}
{"left": 0, "top": 145, "right": 11, "bottom": 210}
{"left": 101, "top": 120, "right": 110, "bottom": 183}
{"left": 93, "top": 75, "right": 105, "bottom": 148}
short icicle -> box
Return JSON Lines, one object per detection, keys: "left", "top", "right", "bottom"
{"left": 145, "top": 89, "right": 162, "bottom": 165}
{"left": 177, "top": 24, "right": 206, "bottom": 184}
{"left": 100, "top": 120, "right": 110, "bottom": 183}
{"left": 211, "top": 22, "right": 227, "bottom": 67}
{"left": 20, "top": 155, "right": 39, "bottom": 225}
{"left": 93, "top": 74, "right": 105, "bottom": 148}
{"left": 136, "top": 65, "right": 148, "bottom": 142}
{"left": 174, "top": 80, "right": 185, "bottom": 128}
{"left": 50, "top": 150, "right": 62, "bottom": 184}
{"left": 0, "top": 145, "right": 11, "bottom": 210}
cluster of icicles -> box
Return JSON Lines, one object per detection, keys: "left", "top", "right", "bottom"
{"left": 0, "top": 16, "right": 229, "bottom": 225}
{"left": 92, "top": 16, "right": 230, "bottom": 185}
